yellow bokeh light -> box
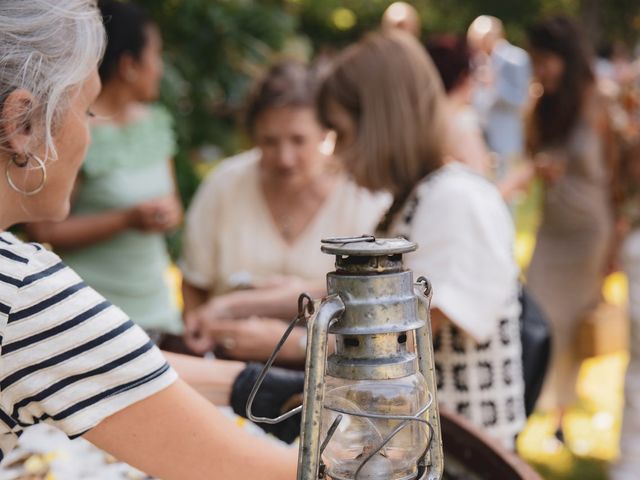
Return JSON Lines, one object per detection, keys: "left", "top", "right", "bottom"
{"left": 331, "top": 8, "right": 357, "bottom": 31}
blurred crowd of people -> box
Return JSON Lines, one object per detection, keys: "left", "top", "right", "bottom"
{"left": 9, "top": 0, "right": 640, "bottom": 477}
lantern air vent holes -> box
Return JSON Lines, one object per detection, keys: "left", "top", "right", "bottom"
{"left": 344, "top": 337, "right": 360, "bottom": 348}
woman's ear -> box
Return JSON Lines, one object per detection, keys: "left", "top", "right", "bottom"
{"left": 118, "top": 53, "right": 139, "bottom": 84}
{"left": 319, "top": 130, "right": 337, "bottom": 156}
{"left": 1, "top": 88, "right": 36, "bottom": 154}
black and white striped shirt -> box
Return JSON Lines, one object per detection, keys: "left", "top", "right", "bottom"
{"left": 0, "top": 232, "right": 177, "bottom": 462}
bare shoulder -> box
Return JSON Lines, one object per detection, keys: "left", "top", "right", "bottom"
{"left": 192, "top": 149, "right": 261, "bottom": 204}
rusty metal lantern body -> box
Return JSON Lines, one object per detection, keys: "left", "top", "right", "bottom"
{"left": 248, "top": 236, "right": 444, "bottom": 480}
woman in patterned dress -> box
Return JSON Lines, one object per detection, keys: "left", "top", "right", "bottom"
{"left": 317, "top": 30, "right": 526, "bottom": 449}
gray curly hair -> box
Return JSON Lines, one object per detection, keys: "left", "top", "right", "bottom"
{"left": 0, "top": 0, "right": 105, "bottom": 159}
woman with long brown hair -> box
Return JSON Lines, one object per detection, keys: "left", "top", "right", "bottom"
{"left": 318, "top": 30, "right": 526, "bottom": 449}
{"left": 525, "top": 16, "right": 615, "bottom": 440}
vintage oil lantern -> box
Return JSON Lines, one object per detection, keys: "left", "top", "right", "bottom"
{"left": 248, "top": 235, "right": 444, "bottom": 479}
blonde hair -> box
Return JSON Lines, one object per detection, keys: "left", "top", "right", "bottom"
{"left": 0, "top": 0, "right": 105, "bottom": 159}
{"left": 318, "top": 30, "right": 446, "bottom": 198}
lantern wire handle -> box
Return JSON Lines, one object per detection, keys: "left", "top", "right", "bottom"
{"left": 416, "top": 276, "right": 432, "bottom": 297}
{"left": 319, "top": 414, "right": 343, "bottom": 456}
{"left": 323, "top": 395, "right": 385, "bottom": 444}
{"left": 415, "top": 275, "right": 445, "bottom": 480}
{"left": 245, "top": 293, "right": 315, "bottom": 425}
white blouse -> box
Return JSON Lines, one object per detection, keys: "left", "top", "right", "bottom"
{"left": 180, "top": 150, "right": 390, "bottom": 295}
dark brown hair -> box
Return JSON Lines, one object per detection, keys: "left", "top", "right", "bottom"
{"left": 426, "top": 34, "right": 472, "bottom": 93}
{"left": 98, "top": 0, "right": 154, "bottom": 84}
{"left": 244, "top": 60, "right": 320, "bottom": 138}
{"left": 527, "top": 16, "right": 595, "bottom": 150}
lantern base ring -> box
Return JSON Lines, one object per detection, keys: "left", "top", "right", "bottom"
{"left": 322, "top": 394, "right": 435, "bottom": 480}
{"left": 327, "top": 471, "right": 429, "bottom": 480}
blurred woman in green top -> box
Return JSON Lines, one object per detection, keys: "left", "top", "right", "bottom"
{"left": 27, "top": 0, "right": 184, "bottom": 340}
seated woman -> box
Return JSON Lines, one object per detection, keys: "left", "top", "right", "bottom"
{"left": 25, "top": 0, "right": 185, "bottom": 349}
{"left": 181, "top": 60, "right": 389, "bottom": 361}
{"left": 317, "top": 30, "right": 526, "bottom": 449}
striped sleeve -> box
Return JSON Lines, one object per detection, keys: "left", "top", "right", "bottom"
{"left": 0, "top": 235, "right": 177, "bottom": 440}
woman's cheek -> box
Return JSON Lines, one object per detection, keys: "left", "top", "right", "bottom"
{"left": 75, "top": 123, "right": 91, "bottom": 168}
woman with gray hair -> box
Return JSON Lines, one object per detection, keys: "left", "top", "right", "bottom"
{"left": 0, "top": 1, "right": 296, "bottom": 478}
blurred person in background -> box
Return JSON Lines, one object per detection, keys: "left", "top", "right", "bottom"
{"left": 318, "top": 30, "right": 526, "bottom": 449}
{"left": 596, "top": 41, "right": 635, "bottom": 87}
{"left": 180, "top": 60, "right": 389, "bottom": 362}
{"left": 26, "top": 0, "right": 187, "bottom": 351}
{"left": 427, "top": 34, "right": 492, "bottom": 176}
{"left": 468, "top": 15, "right": 531, "bottom": 181}
{"left": 609, "top": 93, "right": 640, "bottom": 479}
{"left": 596, "top": 42, "right": 617, "bottom": 83}
{"left": 381, "top": 1, "right": 421, "bottom": 38}
{"left": 611, "top": 138, "right": 640, "bottom": 480}
{"left": 524, "top": 16, "right": 615, "bottom": 442}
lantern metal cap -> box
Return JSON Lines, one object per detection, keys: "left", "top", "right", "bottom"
{"left": 321, "top": 235, "right": 417, "bottom": 257}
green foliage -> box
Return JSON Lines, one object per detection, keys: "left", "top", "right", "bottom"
{"left": 597, "top": 0, "right": 640, "bottom": 46}
{"left": 135, "top": 0, "right": 296, "bottom": 205}
{"left": 127, "top": 0, "right": 295, "bottom": 258}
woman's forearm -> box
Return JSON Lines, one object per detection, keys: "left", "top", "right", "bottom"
{"left": 497, "top": 162, "right": 536, "bottom": 201}
{"left": 25, "top": 210, "right": 134, "bottom": 250}
{"left": 163, "top": 351, "right": 244, "bottom": 406}
{"left": 84, "top": 380, "right": 298, "bottom": 480}
{"left": 204, "top": 320, "right": 308, "bottom": 367}
{"left": 182, "top": 280, "right": 210, "bottom": 315}
{"left": 221, "top": 280, "right": 326, "bottom": 320}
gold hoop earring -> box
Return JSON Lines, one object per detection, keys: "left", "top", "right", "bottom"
{"left": 6, "top": 153, "right": 47, "bottom": 196}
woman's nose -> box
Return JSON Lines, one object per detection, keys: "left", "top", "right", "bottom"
{"left": 276, "top": 144, "right": 298, "bottom": 169}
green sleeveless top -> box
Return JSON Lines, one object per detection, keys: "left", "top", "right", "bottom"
{"left": 61, "top": 105, "right": 182, "bottom": 334}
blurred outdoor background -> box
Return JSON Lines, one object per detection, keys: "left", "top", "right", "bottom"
{"left": 143, "top": 2, "right": 640, "bottom": 478}
{"left": 4, "top": 1, "right": 640, "bottom": 479}
{"left": 129, "top": 2, "right": 637, "bottom": 479}
{"left": 133, "top": 0, "right": 640, "bottom": 216}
